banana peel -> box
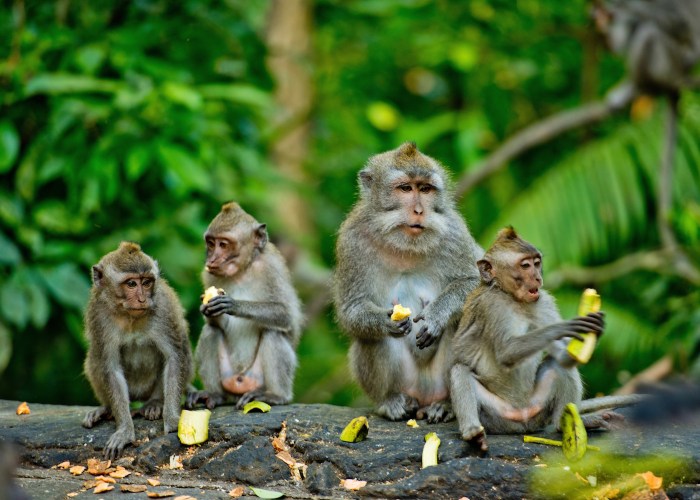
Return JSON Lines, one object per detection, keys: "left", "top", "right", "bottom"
{"left": 567, "top": 289, "right": 601, "bottom": 364}
{"left": 340, "top": 416, "right": 369, "bottom": 443}
{"left": 390, "top": 304, "right": 411, "bottom": 321}
{"left": 178, "top": 409, "right": 211, "bottom": 445}
{"left": 242, "top": 401, "right": 272, "bottom": 414}
{"left": 560, "top": 403, "right": 588, "bottom": 462}
{"left": 422, "top": 432, "right": 440, "bottom": 468}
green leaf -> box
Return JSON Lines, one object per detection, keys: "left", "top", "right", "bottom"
{"left": 250, "top": 487, "right": 284, "bottom": 499}
{"left": 39, "top": 263, "right": 90, "bottom": 310}
{"left": 161, "top": 82, "right": 203, "bottom": 110}
{"left": 75, "top": 44, "right": 106, "bottom": 74}
{"left": 0, "top": 121, "right": 20, "bottom": 173}
{"left": 26, "top": 277, "right": 51, "bottom": 329}
{"left": 0, "top": 322, "right": 11, "bottom": 374}
{"left": 125, "top": 146, "right": 151, "bottom": 181}
{"left": 25, "top": 74, "right": 122, "bottom": 96}
{"left": 199, "top": 84, "right": 273, "bottom": 110}
{"left": 0, "top": 280, "right": 29, "bottom": 329}
{"left": 33, "top": 201, "right": 88, "bottom": 235}
{"left": 157, "top": 143, "right": 210, "bottom": 193}
{"left": 0, "top": 231, "right": 21, "bottom": 265}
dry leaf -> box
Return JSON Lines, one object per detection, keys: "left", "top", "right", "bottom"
{"left": 93, "top": 482, "right": 114, "bottom": 494}
{"left": 636, "top": 472, "right": 663, "bottom": 491}
{"left": 95, "top": 475, "right": 116, "bottom": 484}
{"left": 83, "top": 480, "right": 98, "bottom": 490}
{"left": 56, "top": 461, "right": 71, "bottom": 469}
{"left": 109, "top": 469, "right": 131, "bottom": 478}
{"left": 229, "top": 486, "right": 245, "bottom": 497}
{"left": 173, "top": 496, "right": 197, "bottom": 500}
{"left": 275, "top": 451, "right": 295, "bottom": 467}
{"left": 169, "top": 455, "right": 183, "bottom": 469}
{"left": 147, "top": 490, "right": 176, "bottom": 498}
{"left": 87, "top": 458, "right": 111, "bottom": 475}
{"left": 16, "top": 402, "right": 30, "bottom": 415}
{"left": 147, "top": 478, "right": 161, "bottom": 487}
{"left": 67, "top": 493, "right": 79, "bottom": 498}
{"left": 271, "top": 437, "right": 287, "bottom": 453}
{"left": 341, "top": 479, "right": 367, "bottom": 491}
{"left": 69, "top": 465, "right": 86, "bottom": 476}
{"left": 121, "top": 484, "right": 148, "bottom": 493}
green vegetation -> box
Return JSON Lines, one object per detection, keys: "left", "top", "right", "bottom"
{"left": 0, "top": 0, "right": 698, "bottom": 407}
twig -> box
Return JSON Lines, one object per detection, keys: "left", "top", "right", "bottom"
{"left": 455, "top": 98, "right": 629, "bottom": 199}
{"left": 614, "top": 356, "right": 673, "bottom": 395}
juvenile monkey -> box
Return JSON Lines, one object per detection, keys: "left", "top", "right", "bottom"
{"left": 82, "top": 242, "right": 193, "bottom": 459}
{"left": 449, "top": 228, "right": 645, "bottom": 451}
{"left": 187, "top": 202, "right": 303, "bottom": 410}
{"left": 333, "top": 142, "right": 482, "bottom": 421}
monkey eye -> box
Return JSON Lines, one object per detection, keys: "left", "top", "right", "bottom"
{"left": 219, "top": 240, "right": 229, "bottom": 248}
{"left": 142, "top": 278, "right": 154, "bottom": 288}
{"left": 419, "top": 184, "right": 434, "bottom": 193}
{"left": 206, "top": 239, "right": 215, "bottom": 250}
{"left": 520, "top": 261, "right": 531, "bottom": 269}
{"left": 534, "top": 258, "right": 541, "bottom": 267}
{"left": 125, "top": 280, "right": 138, "bottom": 288}
{"left": 398, "top": 184, "right": 413, "bottom": 193}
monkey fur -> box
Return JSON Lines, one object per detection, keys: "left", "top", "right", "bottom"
{"left": 449, "top": 227, "right": 610, "bottom": 451}
{"left": 333, "top": 142, "right": 483, "bottom": 422}
{"left": 82, "top": 242, "right": 193, "bottom": 459}
{"left": 187, "top": 202, "right": 303, "bottom": 410}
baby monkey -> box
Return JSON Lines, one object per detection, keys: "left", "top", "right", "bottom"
{"left": 450, "top": 227, "right": 607, "bottom": 451}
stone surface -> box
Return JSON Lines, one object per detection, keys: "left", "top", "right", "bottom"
{"left": 1, "top": 400, "right": 699, "bottom": 499}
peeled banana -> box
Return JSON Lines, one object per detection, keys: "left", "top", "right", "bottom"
{"left": 177, "top": 409, "right": 211, "bottom": 445}
{"left": 567, "top": 289, "right": 601, "bottom": 364}
{"left": 422, "top": 432, "right": 441, "bottom": 468}
{"left": 390, "top": 304, "right": 411, "bottom": 321}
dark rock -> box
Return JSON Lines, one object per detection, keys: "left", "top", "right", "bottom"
{"left": 133, "top": 433, "right": 181, "bottom": 473}
{"left": 200, "top": 436, "right": 289, "bottom": 485}
{"left": 305, "top": 461, "right": 340, "bottom": 494}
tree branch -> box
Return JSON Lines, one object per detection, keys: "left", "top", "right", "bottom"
{"left": 455, "top": 99, "right": 628, "bottom": 199}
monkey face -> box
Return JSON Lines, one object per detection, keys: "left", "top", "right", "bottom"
{"left": 119, "top": 275, "right": 156, "bottom": 317}
{"left": 506, "top": 253, "right": 543, "bottom": 303}
{"left": 204, "top": 233, "right": 248, "bottom": 278}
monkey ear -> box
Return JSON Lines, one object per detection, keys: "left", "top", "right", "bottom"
{"left": 92, "top": 265, "right": 104, "bottom": 287}
{"left": 358, "top": 170, "right": 372, "bottom": 193}
{"left": 477, "top": 259, "right": 494, "bottom": 283}
{"left": 254, "top": 224, "right": 268, "bottom": 251}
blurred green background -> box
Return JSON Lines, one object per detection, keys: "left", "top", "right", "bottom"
{"left": 1, "top": 0, "right": 699, "bottom": 408}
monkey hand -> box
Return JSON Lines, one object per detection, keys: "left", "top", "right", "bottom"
{"left": 413, "top": 313, "right": 442, "bottom": 349}
{"left": 200, "top": 295, "right": 237, "bottom": 318}
{"left": 104, "top": 427, "right": 135, "bottom": 460}
{"left": 551, "top": 312, "right": 605, "bottom": 341}
{"left": 385, "top": 309, "right": 412, "bottom": 337}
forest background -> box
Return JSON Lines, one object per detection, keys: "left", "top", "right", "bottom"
{"left": 1, "top": 0, "right": 699, "bottom": 408}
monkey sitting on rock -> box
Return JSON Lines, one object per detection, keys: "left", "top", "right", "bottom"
{"left": 449, "top": 228, "right": 642, "bottom": 451}
{"left": 186, "top": 202, "right": 303, "bottom": 410}
{"left": 333, "top": 142, "right": 482, "bottom": 422}
{"left": 82, "top": 242, "right": 193, "bottom": 459}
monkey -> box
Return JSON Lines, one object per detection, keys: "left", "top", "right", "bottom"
{"left": 594, "top": 0, "right": 700, "bottom": 108}
{"left": 82, "top": 242, "right": 193, "bottom": 459}
{"left": 449, "top": 227, "right": 645, "bottom": 451}
{"left": 333, "top": 142, "right": 483, "bottom": 422}
{"left": 186, "top": 202, "right": 303, "bottom": 410}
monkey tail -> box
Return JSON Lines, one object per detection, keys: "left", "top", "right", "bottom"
{"left": 578, "top": 394, "right": 648, "bottom": 414}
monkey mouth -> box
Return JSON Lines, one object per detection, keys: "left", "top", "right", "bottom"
{"left": 405, "top": 224, "right": 425, "bottom": 235}
{"left": 527, "top": 288, "right": 540, "bottom": 300}
{"left": 126, "top": 308, "right": 149, "bottom": 317}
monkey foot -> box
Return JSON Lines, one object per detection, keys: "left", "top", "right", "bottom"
{"left": 376, "top": 394, "right": 419, "bottom": 421}
{"left": 103, "top": 428, "right": 135, "bottom": 461}
{"left": 582, "top": 409, "right": 626, "bottom": 430}
{"left": 185, "top": 390, "right": 224, "bottom": 410}
{"left": 417, "top": 401, "right": 455, "bottom": 424}
{"left": 133, "top": 400, "right": 163, "bottom": 421}
{"left": 462, "top": 426, "right": 488, "bottom": 452}
{"left": 82, "top": 406, "right": 112, "bottom": 428}
{"left": 235, "top": 390, "right": 288, "bottom": 409}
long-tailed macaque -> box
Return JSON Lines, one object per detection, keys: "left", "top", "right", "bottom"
{"left": 449, "top": 228, "right": 646, "bottom": 451}
{"left": 82, "top": 242, "right": 193, "bottom": 459}
{"left": 594, "top": 0, "right": 700, "bottom": 108}
{"left": 186, "top": 202, "right": 303, "bottom": 410}
{"left": 333, "top": 142, "right": 483, "bottom": 421}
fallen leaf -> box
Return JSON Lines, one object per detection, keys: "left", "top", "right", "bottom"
{"left": 276, "top": 451, "right": 296, "bottom": 467}
{"left": 147, "top": 478, "right": 161, "bottom": 487}
{"left": 272, "top": 437, "right": 287, "bottom": 453}
{"left": 121, "top": 484, "right": 148, "bottom": 493}
{"left": 69, "top": 465, "right": 86, "bottom": 476}
{"left": 16, "top": 402, "right": 30, "bottom": 415}
{"left": 173, "top": 496, "right": 197, "bottom": 500}
{"left": 95, "top": 475, "right": 116, "bottom": 484}
{"left": 341, "top": 479, "right": 367, "bottom": 491}
{"left": 83, "top": 480, "right": 98, "bottom": 489}
{"left": 87, "top": 458, "right": 111, "bottom": 475}
{"left": 250, "top": 486, "right": 284, "bottom": 498}
{"left": 636, "top": 471, "right": 663, "bottom": 491}
{"left": 169, "top": 455, "right": 183, "bottom": 470}
{"left": 147, "top": 491, "right": 176, "bottom": 498}
{"left": 229, "top": 486, "right": 245, "bottom": 497}
{"left": 67, "top": 493, "right": 79, "bottom": 498}
{"left": 56, "top": 461, "right": 71, "bottom": 469}
{"left": 93, "top": 482, "right": 114, "bottom": 494}
{"left": 109, "top": 468, "right": 131, "bottom": 478}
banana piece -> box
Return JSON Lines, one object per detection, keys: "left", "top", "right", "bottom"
{"left": 202, "top": 286, "right": 225, "bottom": 305}
{"left": 560, "top": 403, "right": 588, "bottom": 462}
{"left": 177, "top": 409, "right": 211, "bottom": 445}
{"left": 340, "top": 416, "right": 369, "bottom": 443}
{"left": 567, "top": 289, "right": 601, "bottom": 364}
{"left": 422, "top": 432, "right": 441, "bottom": 468}
{"left": 242, "top": 401, "right": 271, "bottom": 414}
{"left": 391, "top": 304, "right": 411, "bottom": 321}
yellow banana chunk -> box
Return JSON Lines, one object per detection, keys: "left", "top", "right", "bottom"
{"left": 202, "top": 286, "right": 225, "bottom": 305}
{"left": 391, "top": 304, "right": 412, "bottom": 321}
{"left": 422, "top": 432, "right": 440, "bottom": 468}
{"left": 560, "top": 403, "right": 588, "bottom": 462}
{"left": 177, "top": 409, "right": 211, "bottom": 445}
{"left": 340, "top": 416, "right": 369, "bottom": 443}
{"left": 567, "top": 289, "right": 601, "bottom": 364}
{"left": 242, "top": 401, "right": 272, "bottom": 414}
{"left": 406, "top": 419, "right": 420, "bottom": 428}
